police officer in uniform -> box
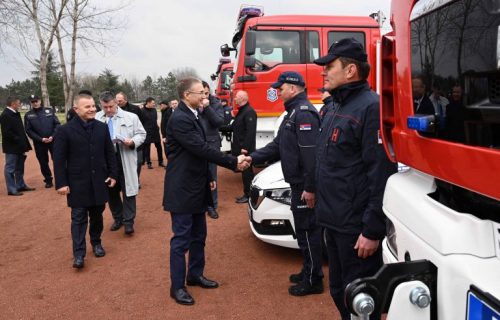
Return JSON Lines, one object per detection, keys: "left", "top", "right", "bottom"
{"left": 246, "top": 72, "right": 324, "bottom": 296}
{"left": 24, "top": 94, "right": 60, "bottom": 188}
{"left": 313, "top": 38, "right": 397, "bottom": 319}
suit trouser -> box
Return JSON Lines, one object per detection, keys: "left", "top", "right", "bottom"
{"left": 33, "top": 142, "right": 53, "bottom": 183}
{"left": 136, "top": 149, "right": 143, "bottom": 179}
{"left": 208, "top": 162, "right": 218, "bottom": 209}
{"left": 170, "top": 212, "right": 207, "bottom": 290}
{"left": 241, "top": 166, "right": 254, "bottom": 196}
{"left": 325, "top": 229, "right": 382, "bottom": 320}
{"left": 4, "top": 153, "right": 27, "bottom": 193}
{"left": 290, "top": 185, "right": 323, "bottom": 286}
{"left": 143, "top": 141, "right": 163, "bottom": 164}
{"left": 108, "top": 161, "right": 136, "bottom": 226}
{"left": 71, "top": 205, "right": 105, "bottom": 257}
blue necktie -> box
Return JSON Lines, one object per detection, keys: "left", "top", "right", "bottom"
{"left": 107, "top": 117, "right": 114, "bottom": 139}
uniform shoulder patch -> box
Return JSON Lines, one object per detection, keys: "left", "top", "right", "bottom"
{"left": 300, "top": 105, "right": 309, "bottom": 110}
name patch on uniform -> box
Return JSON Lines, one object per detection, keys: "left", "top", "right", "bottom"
{"left": 300, "top": 105, "right": 309, "bottom": 110}
{"left": 299, "top": 124, "right": 312, "bottom": 131}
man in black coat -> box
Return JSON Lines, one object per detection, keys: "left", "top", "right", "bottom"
{"left": 53, "top": 93, "right": 118, "bottom": 269}
{"left": 314, "top": 38, "right": 397, "bottom": 319}
{"left": 163, "top": 77, "right": 249, "bottom": 306}
{"left": 247, "top": 72, "right": 324, "bottom": 296}
{"left": 142, "top": 97, "right": 164, "bottom": 169}
{"left": 0, "top": 96, "right": 35, "bottom": 196}
{"left": 116, "top": 92, "right": 147, "bottom": 179}
{"left": 160, "top": 99, "right": 177, "bottom": 159}
{"left": 199, "top": 81, "right": 225, "bottom": 219}
{"left": 231, "top": 90, "right": 257, "bottom": 203}
{"left": 24, "top": 94, "right": 61, "bottom": 188}
{"left": 412, "top": 76, "right": 434, "bottom": 115}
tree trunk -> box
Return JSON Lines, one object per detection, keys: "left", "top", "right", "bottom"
{"left": 55, "top": 25, "right": 69, "bottom": 111}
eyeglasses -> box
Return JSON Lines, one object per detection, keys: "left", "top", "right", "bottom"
{"left": 187, "top": 91, "right": 205, "bottom": 95}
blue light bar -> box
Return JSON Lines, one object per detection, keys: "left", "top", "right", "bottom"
{"left": 238, "top": 5, "right": 264, "bottom": 20}
{"left": 407, "top": 114, "right": 435, "bottom": 132}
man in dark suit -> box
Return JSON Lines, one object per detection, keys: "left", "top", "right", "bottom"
{"left": 142, "top": 97, "right": 164, "bottom": 169}
{"left": 160, "top": 99, "right": 176, "bottom": 160}
{"left": 412, "top": 76, "right": 434, "bottom": 115}
{"left": 231, "top": 90, "right": 257, "bottom": 203}
{"left": 163, "top": 77, "right": 249, "bottom": 305}
{"left": 0, "top": 96, "right": 35, "bottom": 196}
{"left": 53, "top": 93, "right": 118, "bottom": 269}
{"left": 199, "top": 81, "right": 225, "bottom": 219}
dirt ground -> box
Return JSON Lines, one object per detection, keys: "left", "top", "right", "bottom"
{"left": 0, "top": 151, "right": 341, "bottom": 320}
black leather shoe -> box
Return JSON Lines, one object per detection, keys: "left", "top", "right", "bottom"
{"left": 92, "top": 244, "right": 106, "bottom": 257}
{"left": 73, "top": 256, "right": 84, "bottom": 269}
{"left": 7, "top": 191, "right": 23, "bottom": 196}
{"left": 44, "top": 182, "right": 53, "bottom": 188}
{"left": 110, "top": 221, "right": 123, "bottom": 231}
{"left": 170, "top": 287, "right": 194, "bottom": 305}
{"left": 124, "top": 224, "right": 134, "bottom": 235}
{"left": 289, "top": 271, "right": 304, "bottom": 284}
{"left": 186, "top": 275, "right": 219, "bottom": 289}
{"left": 18, "top": 186, "right": 35, "bottom": 192}
{"left": 147, "top": 163, "right": 153, "bottom": 169}
{"left": 288, "top": 281, "right": 324, "bottom": 296}
{"left": 207, "top": 208, "right": 219, "bottom": 219}
{"left": 235, "top": 195, "right": 249, "bottom": 204}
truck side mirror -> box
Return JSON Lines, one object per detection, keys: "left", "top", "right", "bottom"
{"left": 245, "top": 30, "right": 256, "bottom": 56}
{"left": 221, "top": 44, "right": 231, "bottom": 57}
{"left": 244, "top": 56, "right": 256, "bottom": 68}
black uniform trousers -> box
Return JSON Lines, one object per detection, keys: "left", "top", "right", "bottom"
{"left": 325, "top": 229, "right": 382, "bottom": 320}
{"left": 34, "top": 142, "right": 53, "bottom": 183}
{"left": 71, "top": 205, "right": 105, "bottom": 258}
{"left": 290, "top": 184, "right": 323, "bottom": 285}
{"left": 241, "top": 166, "right": 254, "bottom": 196}
{"left": 143, "top": 141, "right": 163, "bottom": 165}
{"left": 170, "top": 212, "right": 207, "bottom": 290}
{"left": 108, "top": 150, "right": 136, "bottom": 227}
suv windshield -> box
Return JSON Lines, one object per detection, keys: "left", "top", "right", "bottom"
{"left": 411, "top": 0, "right": 500, "bottom": 148}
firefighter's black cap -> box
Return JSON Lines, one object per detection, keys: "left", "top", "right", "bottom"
{"left": 271, "top": 71, "right": 305, "bottom": 89}
{"left": 314, "top": 37, "right": 367, "bottom": 65}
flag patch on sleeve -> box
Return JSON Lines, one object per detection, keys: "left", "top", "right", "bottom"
{"left": 299, "top": 124, "right": 312, "bottom": 131}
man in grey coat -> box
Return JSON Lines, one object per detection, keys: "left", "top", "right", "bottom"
{"left": 96, "top": 91, "right": 146, "bottom": 235}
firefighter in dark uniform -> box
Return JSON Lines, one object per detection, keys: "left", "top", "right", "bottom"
{"left": 247, "top": 72, "right": 324, "bottom": 296}
{"left": 24, "top": 95, "right": 61, "bottom": 188}
{"left": 313, "top": 38, "right": 397, "bottom": 319}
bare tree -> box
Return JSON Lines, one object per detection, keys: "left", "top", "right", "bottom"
{"left": 5, "top": 0, "right": 69, "bottom": 107}
{"left": 55, "top": 0, "right": 127, "bottom": 112}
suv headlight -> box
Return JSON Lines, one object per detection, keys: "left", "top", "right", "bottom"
{"left": 386, "top": 218, "right": 398, "bottom": 258}
{"left": 265, "top": 188, "right": 291, "bottom": 206}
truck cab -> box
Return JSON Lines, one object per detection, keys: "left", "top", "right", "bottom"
{"left": 221, "top": 6, "right": 381, "bottom": 148}
{"left": 346, "top": 0, "right": 500, "bottom": 319}
{"left": 211, "top": 58, "right": 233, "bottom": 104}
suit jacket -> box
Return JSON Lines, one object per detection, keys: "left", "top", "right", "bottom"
{"left": 160, "top": 107, "right": 173, "bottom": 139}
{"left": 53, "top": 117, "right": 118, "bottom": 208}
{"left": 0, "top": 108, "right": 32, "bottom": 154}
{"left": 163, "top": 101, "right": 237, "bottom": 214}
{"left": 230, "top": 103, "right": 257, "bottom": 155}
{"left": 142, "top": 107, "right": 161, "bottom": 143}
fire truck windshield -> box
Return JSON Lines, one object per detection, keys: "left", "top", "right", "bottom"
{"left": 410, "top": 0, "right": 500, "bottom": 149}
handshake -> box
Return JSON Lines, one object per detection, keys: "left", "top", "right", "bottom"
{"left": 236, "top": 148, "right": 252, "bottom": 171}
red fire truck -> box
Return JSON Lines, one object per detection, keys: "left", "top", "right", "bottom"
{"left": 210, "top": 58, "right": 233, "bottom": 103}
{"left": 221, "top": 6, "right": 381, "bottom": 148}
{"left": 345, "top": 0, "right": 500, "bottom": 319}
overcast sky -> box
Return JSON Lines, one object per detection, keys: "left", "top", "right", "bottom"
{"left": 0, "top": 0, "right": 391, "bottom": 87}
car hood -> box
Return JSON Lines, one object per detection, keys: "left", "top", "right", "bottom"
{"left": 252, "top": 161, "right": 289, "bottom": 190}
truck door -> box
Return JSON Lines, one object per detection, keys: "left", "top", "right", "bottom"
{"left": 241, "top": 27, "right": 306, "bottom": 116}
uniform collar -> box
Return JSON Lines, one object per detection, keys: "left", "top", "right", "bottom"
{"left": 284, "top": 91, "right": 308, "bottom": 112}
{"left": 330, "top": 80, "right": 368, "bottom": 105}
